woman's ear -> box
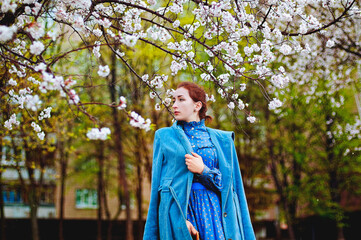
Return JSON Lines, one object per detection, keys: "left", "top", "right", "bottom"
{"left": 195, "top": 101, "right": 202, "bottom": 111}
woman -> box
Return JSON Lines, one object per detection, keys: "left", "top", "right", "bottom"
{"left": 143, "top": 82, "right": 255, "bottom": 240}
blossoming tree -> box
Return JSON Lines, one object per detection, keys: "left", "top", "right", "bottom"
{"left": 1, "top": 0, "right": 360, "bottom": 239}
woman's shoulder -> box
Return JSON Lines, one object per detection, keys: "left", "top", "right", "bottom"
{"left": 154, "top": 126, "right": 175, "bottom": 137}
{"left": 206, "top": 127, "right": 235, "bottom": 141}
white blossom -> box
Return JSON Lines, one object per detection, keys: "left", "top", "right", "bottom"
{"left": 279, "top": 44, "right": 292, "bottom": 55}
{"left": 37, "top": 132, "right": 45, "bottom": 140}
{"left": 93, "top": 29, "right": 102, "bottom": 37}
{"left": 142, "top": 74, "right": 149, "bottom": 82}
{"left": 68, "top": 89, "right": 80, "bottom": 104}
{"left": 268, "top": 98, "right": 283, "bottom": 110}
{"left": 163, "top": 97, "right": 172, "bottom": 107}
{"left": 31, "top": 122, "right": 42, "bottom": 132}
{"left": 87, "top": 127, "right": 111, "bottom": 140}
{"left": 247, "top": 116, "right": 256, "bottom": 123}
{"left": 54, "top": 6, "right": 68, "bottom": 21}
{"left": 240, "top": 83, "right": 246, "bottom": 91}
{"left": 120, "top": 34, "right": 139, "bottom": 47}
{"left": 206, "top": 94, "right": 216, "bottom": 102}
{"left": 28, "top": 77, "right": 40, "bottom": 85}
{"left": 299, "top": 23, "right": 308, "bottom": 34}
{"left": 326, "top": 39, "right": 335, "bottom": 48}
{"left": 238, "top": 99, "right": 245, "bottom": 110}
{"left": 30, "top": 41, "right": 45, "bottom": 55}
{"left": 150, "top": 75, "right": 167, "bottom": 88}
{"left": 166, "top": 89, "right": 174, "bottom": 97}
{"left": 167, "top": 40, "right": 192, "bottom": 52}
{"left": 173, "top": 20, "right": 180, "bottom": 28}
{"left": 244, "top": 46, "right": 253, "bottom": 56}
{"left": 0, "top": 25, "right": 17, "bottom": 42}
{"left": 150, "top": 92, "right": 156, "bottom": 99}
{"left": 23, "top": 0, "right": 36, "bottom": 4}
{"left": 270, "top": 74, "right": 289, "bottom": 89}
{"left": 170, "top": 59, "right": 187, "bottom": 75}
{"left": 148, "top": 0, "right": 157, "bottom": 6}
{"left": 228, "top": 102, "right": 235, "bottom": 109}
{"left": 200, "top": 73, "right": 211, "bottom": 81}
{"left": 187, "top": 51, "right": 194, "bottom": 59}
{"left": 39, "top": 107, "right": 52, "bottom": 120}
{"left": 25, "top": 94, "right": 42, "bottom": 111}
{"left": 4, "top": 114, "right": 20, "bottom": 130}
{"left": 93, "top": 42, "right": 101, "bottom": 58}
{"left": 118, "top": 96, "right": 127, "bottom": 110}
{"left": 47, "top": 28, "right": 59, "bottom": 41}
{"left": 1, "top": 0, "right": 17, "bottom": 13}
{"left": 129, "top": 111, "right": 151, "bottom": 131}
{"left": 98, "top": 65, "right": 110, "bottom": 77}
{"left": 218, "top": 73, "right": 230, "bottom": 85}
{"left": 27, "top": 23, "right": 45, "bottom": 40}
{"left": 8, "top": 88, "right": 33, "bottom": 109}
{"left": 34, "top": 63, "right": 47, "bottom": 72}
{"left": 8, "top": 78, "right": 17, "bottom": 86}
{"left": 169, "top": 2, "right": 183, "bottom": 14}
{"left": 155, "top": 103, "right": 161, "bottom": 111}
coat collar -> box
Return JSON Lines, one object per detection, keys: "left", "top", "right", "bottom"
{"left": 171, "top": 120, "right": 232, "bottom": 210}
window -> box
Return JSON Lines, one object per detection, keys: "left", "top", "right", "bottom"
{"left": 2, "top": 188, "right": 22, "bottom": 204}
{"left": 40, "top": 185, "right": 55, "bottom": 205}
{"left": 75, "top": 189, "right": 98, "bottom": 209}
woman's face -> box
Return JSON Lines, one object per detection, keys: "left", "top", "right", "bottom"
{"left": 172, "top": 87, "right": 201, "bottom": 122}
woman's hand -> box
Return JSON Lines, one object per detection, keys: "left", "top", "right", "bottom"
{"left": 186, "top": 220, "right": 198, "bottom": 236}
{"left": 185, "top": 152, "right": 204, "bottom": 174}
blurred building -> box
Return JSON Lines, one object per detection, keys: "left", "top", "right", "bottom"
{"left": 1, "top": 136, "right": 149, "bottom": 220}
{"left": 1, "top": 141, "right": 56, "bottom": 219}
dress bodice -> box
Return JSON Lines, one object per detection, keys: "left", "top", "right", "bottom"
{"left": 180, "top": 119, "right": 222, "bottom": 192}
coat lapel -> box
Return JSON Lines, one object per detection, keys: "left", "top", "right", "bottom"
{"left": 171, "top": 121, "right": 194, "bottom": 208}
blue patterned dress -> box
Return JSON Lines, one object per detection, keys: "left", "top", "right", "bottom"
{"left": 181, "top": 119, "right": 225, "bottom": 240}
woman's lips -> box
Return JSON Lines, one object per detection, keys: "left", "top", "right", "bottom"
{"left": 174, "top": 111, "right": 180, "bottom": 115}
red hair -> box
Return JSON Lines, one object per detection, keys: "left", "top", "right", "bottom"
{"left": 176, "top": 82, "right": 213, "bottom": 123}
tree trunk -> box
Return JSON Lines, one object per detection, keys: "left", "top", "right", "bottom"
{"left": 0, "top": 168, "right": 6, "bottom": 240}
{"left": 101, "top": 166, "right": 112, "bottom": 240}
{"left": 102, "top": 160, "right": 112, "bottom": 240}
{"left": 27, "top": 156, "right": 40, "bottom": 240}
{"left": 274, "top": 203, "right": 282, "bottom": 240}
{"left": 29, "top": 189, "right": 39, "bottom": 240}
{"left": 58, "top": 139, "right": 68, "bottom": 240}
{"left": 0, "top": 140, "right": 6, "bottom": 240}
{"left": 266, "top": 110, "right": 296, "bottom": 240}
{"left": 97, "top": 141, "right": 105, "bottom": 240}
{"left": 109, "top": 53, "right": 133, "bottom": 240}
{"left": 326, "top": 113, "right": 344, "bottom": 240}
{"left": 135, "top": 130, "right": 143, "bottom": 240}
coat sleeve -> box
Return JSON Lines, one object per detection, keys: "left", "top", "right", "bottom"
{"left": 230, "top": 132, "right": 256, "bottom": 240}
{"left": 143, "top": 131, "right": 163, "bottom": 240}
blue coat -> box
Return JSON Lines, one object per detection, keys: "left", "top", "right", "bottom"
{"left": 143, "top": 121, "right": 256, "bottom": 240}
